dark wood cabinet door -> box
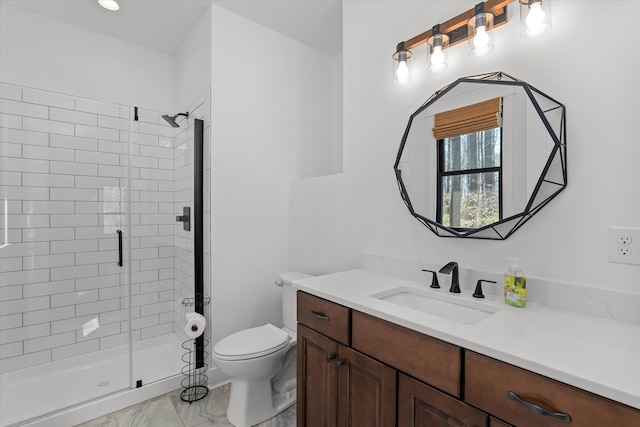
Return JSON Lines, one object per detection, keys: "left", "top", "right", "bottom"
{"left": 398, "top": 374, "right": 487, "bottom": 427}
{"left": 298, "top": 324, "right": 339, "bottom": 427}
{"left": 337, "top": 345, "right": 396, "bottom": 427}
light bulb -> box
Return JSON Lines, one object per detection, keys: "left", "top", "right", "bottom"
{"left": 473, "top": 26, "right": 490, "bottom": 48}
{"left": 524, "top": 2, "right": 546, "bottom": 37}
{"left": 430, "top": 46, "right": 446, "bottom": 73}
{"left": 432, "top": 46, "right": 444, "bottom": 65}
{"left": 526, "top": 2, "right": 546, "bottom": 29}
{"left": 396, "top": 60, "right": 410, "bottom": 84}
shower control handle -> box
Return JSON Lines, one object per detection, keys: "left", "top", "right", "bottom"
{"left": 116, "top": 230, "right": 123, "bottom": 267}
{"left": 176, "top": 206, "right": 191, "bottom": 231}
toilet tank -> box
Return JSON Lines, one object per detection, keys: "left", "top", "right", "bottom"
{"left": 277, "top": 272, "right": 312, "bottom": 331}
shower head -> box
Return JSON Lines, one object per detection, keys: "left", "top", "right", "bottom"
{"left": 161, "top": 112, "right": 189, "bottom": 128}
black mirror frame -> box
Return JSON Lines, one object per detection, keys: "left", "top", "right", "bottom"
{"left": 394, "top": 71, "right": 567, "bottom": 240}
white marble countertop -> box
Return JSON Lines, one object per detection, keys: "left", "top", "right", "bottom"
{"left": 292, "top": 268, "right": 640, "bottom": 410}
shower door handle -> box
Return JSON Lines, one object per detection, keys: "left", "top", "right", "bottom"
{"left": 117, "top": 230, "right": 123, "bottom": 267}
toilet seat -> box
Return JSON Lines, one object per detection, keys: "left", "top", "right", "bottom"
{"left": 213, "top": 323, "right": 290, "bottom": 361}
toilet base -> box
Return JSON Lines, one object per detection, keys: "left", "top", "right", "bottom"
{"left": 226, "top": 377, "right": 296, "bottom": 427}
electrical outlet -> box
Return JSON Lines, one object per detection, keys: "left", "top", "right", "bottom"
{"left": 619, "top": 235, "right": 632, "bottom": 245}
{"left": 609, "top": 227, "right": 640, "bottom": 265}
{"left": 617, "top": 246, "right": 632, "bottom": 256}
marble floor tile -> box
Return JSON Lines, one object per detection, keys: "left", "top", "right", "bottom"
{"left": 74, "top": 385, "right": 296, "bottom": 427}
{"left": 115, "top": 395, "right": 184, "bottom": 427}
{"left": 255, "top": 404, "right": 296, "bottom": 426}
{"left": 169, "top": 387, "right": 230, "bottom": 427}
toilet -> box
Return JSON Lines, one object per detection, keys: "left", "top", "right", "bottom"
{"left": 212, "top": 272, "right": 310, "bottom": 427}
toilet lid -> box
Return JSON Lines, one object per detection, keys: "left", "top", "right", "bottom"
{"left": 213, "top": 323, "right": 289, "bottom": 360}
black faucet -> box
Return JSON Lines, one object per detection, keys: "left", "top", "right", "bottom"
{"left": 439, "top": 262, "right": 461, "bottom": 293}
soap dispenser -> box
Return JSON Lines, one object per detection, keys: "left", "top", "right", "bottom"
{"left": 504, "top": 258, "right": 526, "bottom": 308}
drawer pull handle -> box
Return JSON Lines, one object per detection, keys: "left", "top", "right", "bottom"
{"left": 336, "top": 360, "right": 344, "bottom": 368}
{"left": 507, "top": 391, "right": 572, "bottom": 423}
{"left": 326, "top": 354, "right": 335, "bottom": 363}
{"left": 310, "top": 311, "right": 330, "bottom": 321}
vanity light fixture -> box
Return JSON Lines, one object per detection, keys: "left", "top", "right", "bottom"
{"left": 98, "top": 0, "right": 120, "bottom": 11}
{"left": 427, "top": 25, "right": 450, "bottom": 73}
{"left": 392, "top": 0, "right": 552, "bottom": 82}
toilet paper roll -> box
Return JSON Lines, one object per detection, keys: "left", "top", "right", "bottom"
{"left": 185, "top": 312, "right": 206, "bottom": 339}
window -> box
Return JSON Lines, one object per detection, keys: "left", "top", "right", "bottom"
{"left": 433, "top": 97, "right": 503, "bottom": 230}
{"left": 437, "top": 129, "right": 502, "bottom": 229}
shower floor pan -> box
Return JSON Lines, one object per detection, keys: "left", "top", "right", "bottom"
{"left": 0, "top": 334, "right": 183, "bottom": 427}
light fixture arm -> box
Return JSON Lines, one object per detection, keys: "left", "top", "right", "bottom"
{"left": 401, "top": 0, "right": 515, "bottom": 51}
{"left": 474, "top": 2, "right": 488, "bottom": 27}
{"left": 431, "top": 25, "right": 443, "bottom": 48}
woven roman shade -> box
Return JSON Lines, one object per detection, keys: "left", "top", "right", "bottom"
{"left": 433, "top": 97, "right": 502, "bottom": 140}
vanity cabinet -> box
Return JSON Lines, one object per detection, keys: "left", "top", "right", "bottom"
{"left": 296, "top": 291, "right": 640, "bottom": 427}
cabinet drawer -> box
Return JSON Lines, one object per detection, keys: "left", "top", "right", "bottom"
{"left": 297, "top": 291, "right": 350, "bottom": 345}
{"left": 465, "top": 351, "right": 640, "bottom": 427}
{"left": 351, "top": 311, "right": 461, "bottom": 397}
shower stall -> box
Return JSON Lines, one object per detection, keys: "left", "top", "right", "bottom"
{"left": 0, "top": 82, "right": 211, "bottom": 426}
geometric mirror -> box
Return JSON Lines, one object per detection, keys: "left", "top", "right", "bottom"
{"left": 394, "top": 71, "right": 566, "bottom": 240}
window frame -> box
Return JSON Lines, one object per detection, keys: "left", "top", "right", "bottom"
{"left": 435, "top": 128, "right": 504, "bottom": 230}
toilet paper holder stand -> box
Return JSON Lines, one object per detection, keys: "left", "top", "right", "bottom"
{"left": 180, "top": 295, "right": 210, "bottom": 402}
{"left": 181, "top": 336, "right": 209, "bottom": 404}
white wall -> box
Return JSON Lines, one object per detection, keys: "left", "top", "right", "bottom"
{"left": 0, "top": 5, "right": 175, "bottom": 112}
{"left": 291, "top": 0, "right": 640, "bottom": 294}
{"left": 331, "top": 52, "right": 344, "bottom": 174}
{"left": 209, "top": 4, "right": 335, "bottom": 344}
{"left": 175, "top": 7, "right": 212, "bottom": 112}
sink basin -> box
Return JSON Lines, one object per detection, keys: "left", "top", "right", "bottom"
{"left": 371, "top": 286, "right": 500, "bottom": 325}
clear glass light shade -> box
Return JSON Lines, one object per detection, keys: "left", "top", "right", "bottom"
{"left": 519, "top": 0, "right": 552, "bottom": 38}
{"left": 468, "top": 12, "right": 495, "bottom": 56}
{"left": 427, "top": 33, "right": 450, "bottom": 73}
{"left": 392, "top": 49, "right": 412, "bottom": 85}
{"left": 98, "top": 0, "right": 120, "bottom": 11}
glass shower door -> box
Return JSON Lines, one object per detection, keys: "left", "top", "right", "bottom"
{"left": 128, "top": 106, "right": 182, "bottom": 387}
{"left": 0, "top": 83, "right": 131, "bottom": 426}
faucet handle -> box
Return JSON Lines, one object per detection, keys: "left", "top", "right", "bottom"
{"left": 421, "top": 269, "right": 440, "bottom": 289}
{"left": 473, "top": 280, "right": 497, "bottom": 298}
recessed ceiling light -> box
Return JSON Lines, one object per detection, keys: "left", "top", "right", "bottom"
{"left": 98, "top": 0, "right": 120, "bottom": 11}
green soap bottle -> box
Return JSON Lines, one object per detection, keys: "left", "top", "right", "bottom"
{"left": 504, "top": 258, "right": 526, "bottom": 308}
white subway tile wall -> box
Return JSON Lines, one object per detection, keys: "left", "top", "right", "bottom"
{"left": 0, "top": 83, "right": 214, "bottom": 374}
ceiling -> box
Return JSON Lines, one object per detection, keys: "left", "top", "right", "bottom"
{"left": 2, "top": 0, "right": 342, "bottom": 56}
